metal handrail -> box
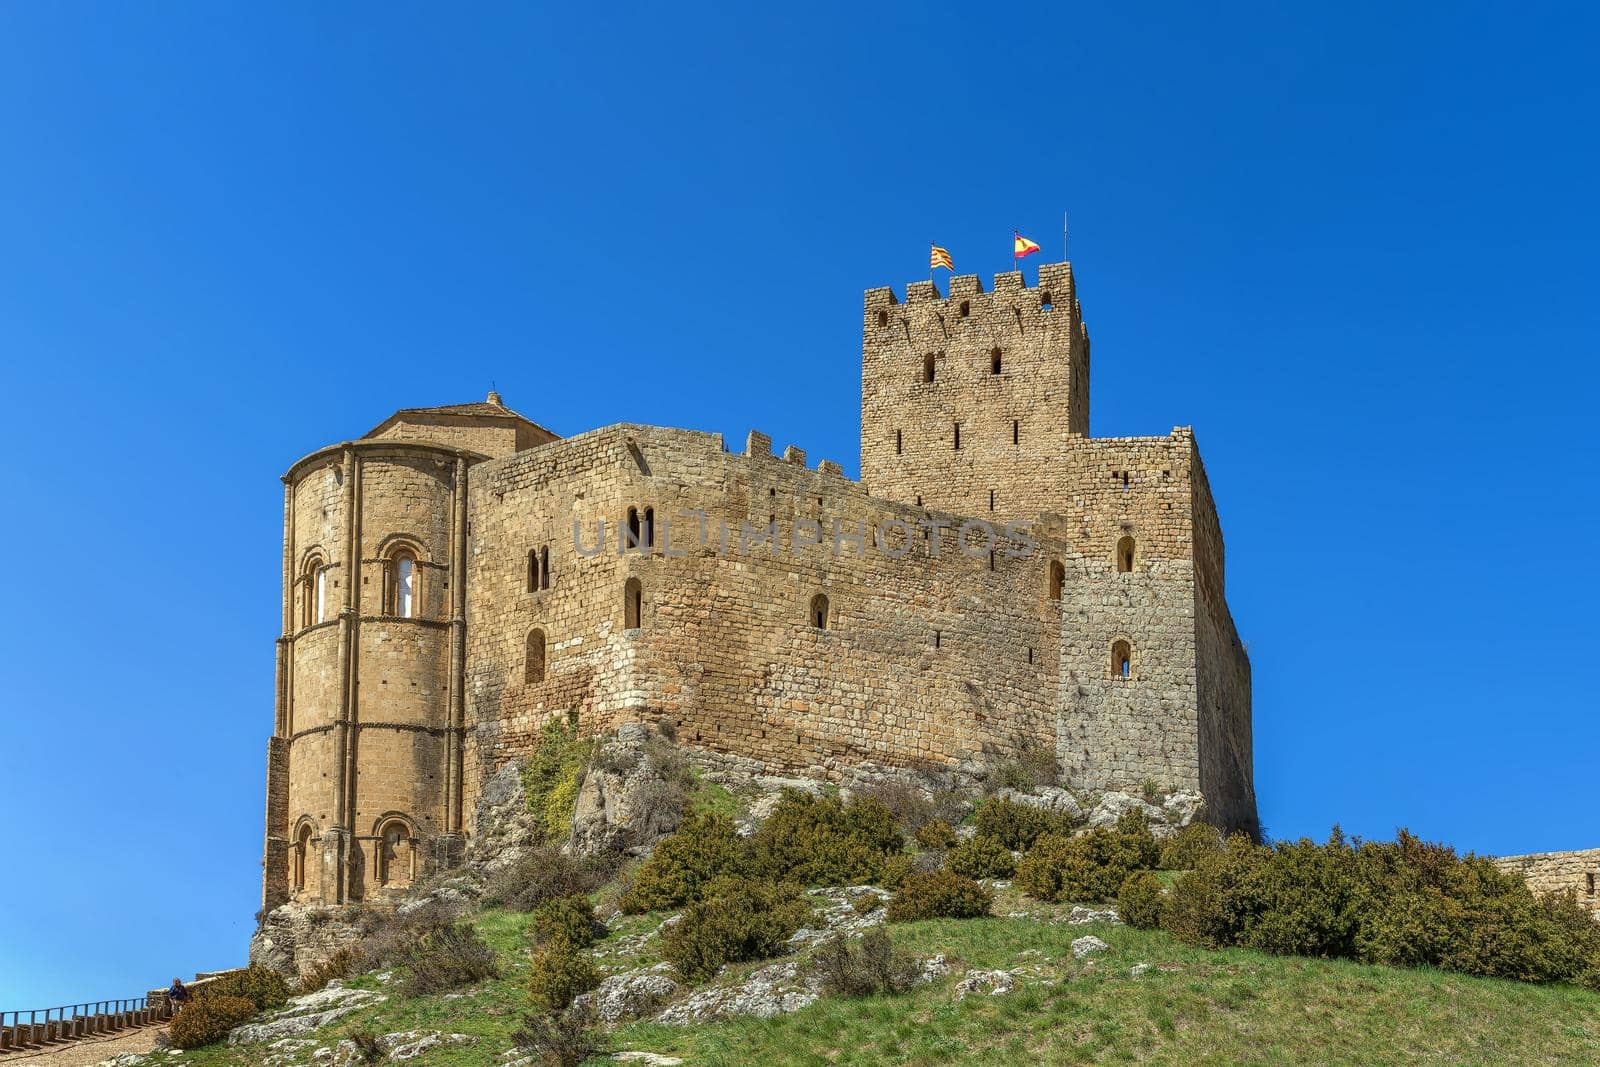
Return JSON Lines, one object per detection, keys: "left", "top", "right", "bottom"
{"left": 1, "top": 995, "right": 151, "bottom": 1029}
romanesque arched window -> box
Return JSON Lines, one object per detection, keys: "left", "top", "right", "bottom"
{"left": 540, "top": 545, "right": 550, "bottom": 589}
{"left": 991, "top": 347, "right": 1003, "bottom": 374}
{"left": 376, "top": 818, "right": 414, "bottom": 888}
{"left": 526, "top": 628, "right": 546, "bottom": 684}
{"left": 624, "top": 577, "right": 643, "bottom": 630}
{"left": 923, "top": 353, "right": 935, "bottom": 383}
{"left": 300, "top": 555, "right": 327, "bottom": 629}
{"left": 643, "top": 507, "right": 655, "bottom": 549}
{"left": 386, "top": 548, "right": 418, "bottom": 618}
{"left": 528, "top": 546, "right": 551, "bottom": 592}
{"left": 1048, "top": 560, "right": 1065, "bottom": 601}
{"left": 293, "top": 822, "right": 313, "bottom": 893}
{"left": 809, "top": 593, "right": 829, "bottom": 629}
{"left": 1117, "top": 536, "right": 1135, "bottom": 573}
{"left": 1112, "top": 639, "right": 1133, "bottom": 679}
{"left": 626, "top": 508, "right": 642, "bottom": 551}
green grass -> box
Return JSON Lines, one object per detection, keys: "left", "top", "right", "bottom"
{"left": 613, "top": 921, "right": 1600, "bottom": 1066}
{"left": 173, "top": 906, "right": 1600, "bottom": 1067}
{"left": 686, "top": 772, "right": 742, "bottom": 820}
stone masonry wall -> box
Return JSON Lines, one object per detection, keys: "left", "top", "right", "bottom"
{"left": 462, "top": 423, "right": 1077, "bottom": 825}
{"left": 1494, "top": 849, "right": 1600, "bottom": 918}
{"left": 861, "top": 262, "right": 1090, "bottom": 523}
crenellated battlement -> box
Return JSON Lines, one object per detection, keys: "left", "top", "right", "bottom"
{"left": 864, "top": 260, "right": 1079, "bottom": 317}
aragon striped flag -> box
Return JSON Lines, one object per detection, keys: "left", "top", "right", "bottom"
{"left": 1013, "top": 230, "right": 1041, "bottom": 260}
{"left": 930, "top": 243, "right": 954, "bottom": 272}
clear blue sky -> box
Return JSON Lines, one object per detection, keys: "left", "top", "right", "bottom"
{"left": 1, "top": 3, "right": 1596, "bottom": 1009}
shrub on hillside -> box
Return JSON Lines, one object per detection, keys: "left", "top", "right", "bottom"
{"left": 391, "top": 920, "right": 500, "bottom": 995}
{"left": 988, "top": 738, "right": 1060, "bottom": 792}
{"left": 530, "top": 894, "right": 603, "bottom": 948}
{"left": 814, "top": 928, "right": 922, "bottom": 995}
{"left": 660, "top": 878, "right": 815, "bottom": 982}
{"left": 1159, "top": 822, "right": 1225, "bottom": 871}
{"left": 880, "top": 852, "right": 916, "bottom": 890}
{"left": 620, "top": 810, "right": 749, "bottom": 913}
{"left": 1160, "top": 827, "right": 1600, "bottom": 990}
{"left": 511, "top": 1002, "right": 598, "bottom": 1067}
{"left": 915, "top": 818, "right": 958, "bottom": 851}
{"left": 1160, "top": 832, "right": 1266, "bottom": 947}
{"left": 170, "top": 994, "right": 258, "bottom": 1050}
{"left": 946, "top": 835, "right": 1015, "bottom": 879}
{"left": 1118, "top": 871, "right": 1166, "bottom": 929}
{"left": 298, "top": 947, "right": 362, "bottom": 994}
{"left": 975, "top": 797, "right": 1065, "bottom": 851}
{"left": 204, "top": 965, "right": 289, "bottom": 1011}
{"left": 887, "top": 870, "right": 992, "bottom": 922}
{"left": 1112, "top": 809, "right": 1162, "bottom": 871}
{"left": 749, "top": 791, "right": 904, "bottom": 886}
{"left": 484, "top": 845, "right": 618, "bottom": 912}
{"left": 527, "top": 935, "right": 601, "bottom": 1011}
{"left": 523, "top": 716, "right": 594, "bottom": 841}
{"left": 858, "top": 781, "right": 934, "bottom": 833}
{"left": 852, "top": 891, "right": 884, "bottom": 915}
{"left": 1016, "top": 828, "right": 1141, "bottom": 904}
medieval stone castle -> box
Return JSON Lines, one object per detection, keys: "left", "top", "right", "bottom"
{"left": 261, "top": 259, "right": 1259, "bottom": 910}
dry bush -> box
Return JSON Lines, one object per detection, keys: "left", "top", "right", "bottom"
{"left": 814, "top": 928, "right": 921, "bottom": 995}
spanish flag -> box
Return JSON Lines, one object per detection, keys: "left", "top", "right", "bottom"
{"left": 930, "top": 243, "right": 954, "bottom": 272}
{"left": 1013, "top": 231, "right": 1041, "bottom": 260}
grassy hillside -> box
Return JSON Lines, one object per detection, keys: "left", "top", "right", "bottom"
{"left": 174, "top": 896, "right": 1600, "bottom": 1067}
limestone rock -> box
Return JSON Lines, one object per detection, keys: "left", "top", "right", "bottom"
{"left": 470, "top": 758, "right": 540, "bottom": 875}
{"left": 571, "top": 725, "right": 686, "bottom": 857}
{"left": 227, "top": 983, "right": 387, "bottom": 1045}
{"left": 1065, "top": 905, "right": 1122, "bottom": 925}
{"left": 261, "top": 1037, "right": 319, "bottom": 1066}
{"left": 996, "top": 786, "right": 1084, "bottom": 823}
{"left": 1130, "top": 963, "right": 1152, "bottom": 978}
{"left": 954, "top": 969, "right": 1018, "bottom": 998}
{"left": 1161, "top": 791, "right": 1206, "bottom": 829}
{"left": 1071, "top": 935, "right": 1110, "bottom": 960}
{"left": 1085, "top": 792, "right": 1164, "bottom": 830}
{"left": 612, "top": 1054, "right": 685, "bottom": 1065}
{"left": 396, "top": 880, "right": 477, "bottom": 921}
{"left": 249, "top": 903, "right": 366, "bottom": 979}
{"left": 572, "top": 964, "right": 680, "bottom": 1023}
{"left": 786, "top": 886, "right": 883, "bottom": 948}
{"left": 654, "top": 959, "right": 820, "bottom": 1024}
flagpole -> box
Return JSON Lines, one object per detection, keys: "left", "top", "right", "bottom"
{"left": 1063, "top": 210, "right": 1069, "bottom": 261}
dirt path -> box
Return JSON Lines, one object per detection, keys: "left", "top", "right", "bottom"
{"left": 1, "top": 1025, "right": 166, "bottom": 1066}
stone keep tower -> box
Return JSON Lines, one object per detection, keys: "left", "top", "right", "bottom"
{"left": 860, "top": 261, "right": 1255, "bottom": 833}
{"left": 861, "top": 261, "right": 1090, "bottom": 521}
{"left": 263, "top": 395, "right": 556, "bottom": 909}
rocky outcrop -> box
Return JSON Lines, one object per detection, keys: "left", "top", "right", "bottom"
{"left": 249, "top": 904, "right": 366, "bottom": 978}
{"left": 954, "top": 969, "right": 1018, "bottom": 998}
{"left": 470, "top": 758, "right": 541, "bottom": 876}
{"left": 572, "top": 963, "right": 680, "bottom": 1023}
{"left": 654, "top": 958, "right": 819, "bottom": 1023}
{"left": 996, "top": 786, "right": 1085, "bottom": 823}
{"left": 227, "top": 982, "right": 387, "bottom": 1046}
{"left": 571, "top": 724, "right": 687, "bottom": 857}
{"left": 1071, "top": 935, "right": 1110, "bottom": 960}
{"left": 1084, "top": 790, "right": 1206, "bottom": 835}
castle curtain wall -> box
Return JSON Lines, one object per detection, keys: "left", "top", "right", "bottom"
{"left": 461, "top": 424, "right": 1063, "bottom": 827}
